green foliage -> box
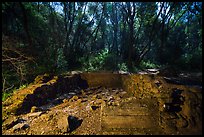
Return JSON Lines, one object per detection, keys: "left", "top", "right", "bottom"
{"left": 56, "top": 48, "right": 68, "bottom": 72}
{"left": 2, "top": 1, "right": 202, "bottom": 86}
{"left": 80, "top": 48, "right": 109, "bottom": 71}
{"left": 117, "top": 63, "right": 128, "bottom": 72}
{"left": 139, "top": 60, "right": 160, "bottom": 69}
{"left": 80, "top": 48, "right": 129, "bottom": 72}
{"left": 177, "top": 47, "right": 202, "bottom": 71}
{"left": 2, "top": 84, "right": 28, "bottom": 102}
{"left": 18, "top": 84, "right": 28, "bottom": 90}
{"left": 2, "top": 91, "right": 12, "bottom": 102}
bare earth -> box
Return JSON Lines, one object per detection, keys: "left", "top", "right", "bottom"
{"left": 2, "top": 72, "right": 202, "bottom": 135}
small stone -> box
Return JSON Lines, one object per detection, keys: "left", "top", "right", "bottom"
{"left": 27, "top": 112, "right": 43, "bottom": 117}
{"left": 71, "top": 71, "right": 82, "bottom": 75}
{"left": 63, "top": 99, "right": 69, "bottom": 103}
{"left": 107, "top": 96, "right": 114, "bottom": 101}
{"left": 30, "top": 106, "right": 39, "bottom": 113}
{"left": 118, "top": 71, "right": 129, "bottom": 74}
{"left": 12, "top": 123, "right": 29, "bottom": 131}
{"left": 68, "top": 115, "right": 83, "bottom": 133}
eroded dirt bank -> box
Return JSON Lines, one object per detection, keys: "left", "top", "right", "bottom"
{"left": 2, "top": 72, "right": 202, "bottom": 135}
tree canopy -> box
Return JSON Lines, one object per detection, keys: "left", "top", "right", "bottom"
{"left": 2, "top": 2, "right": 202, "bottom": 95}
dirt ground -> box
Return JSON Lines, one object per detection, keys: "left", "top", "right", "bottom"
{"left": 2, "top": 87, "right": 129, "bottom": 135}
{"left": 2, "top": 72, "right": 202, "bottom": 135}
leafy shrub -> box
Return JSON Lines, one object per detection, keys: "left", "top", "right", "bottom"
{"left": 80, "top": 48, "right": 128, "bottom": 72}
{"left": 80, "top": 48, "right": 110, "bottom": 71}
{"left": 117, "top": 63, "right": 128, "bottom": 72}
{"left": 2, "top": 92, "right": 13, "bottom": 102}
{"left": 139, "top": 60, "right": 160, "bottom": 69}
{"left": 56, "top": 48, "right": 68, "bottom": 72}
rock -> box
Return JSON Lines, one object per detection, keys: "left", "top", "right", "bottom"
{"left": 107, "top": 96, "right": 114, "bottom": 101}
{"left": 138, "top": 71, "right": 148, "bottom": 74}
{"left": 27, "top": 111, "right": 43, "bottom": 117}
{"left": 118, "top": 71, "right": 129, "bottom": 74}
{"left": 146, "top": 69, "right": 159, "bottom": 74}
{"left": 30, "top": 106, "right": 40, "bottom": 113}
{"left": 12, "top": 123, "right": 29, "bottom": 131}
{"left": 71, "top": 71, "right": 82, "bottom": 75}
{"left": 57, "top": 115, "right": 69, "bottom": 133}
{"left": 68, "top": 115, "right": 83, "bottom": 133}
{"left": 63, "top": 99, "right": 69, "bottom": 103}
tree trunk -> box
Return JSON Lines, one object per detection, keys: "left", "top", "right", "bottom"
{"left": 111, "top": 2, "right": 118, "bottom": 55}
{"left": 127, "top": 20, "right": 134, "bottom": 69}
{"left": 159, "top": 20, "right": 165, "bottom": 63}
{"left": 19, "top": 2, "right": 32, "bottom": 52}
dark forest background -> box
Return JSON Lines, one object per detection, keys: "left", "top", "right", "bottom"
{"left": 2, "top": 2, "right": 202, "bottom": 100}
